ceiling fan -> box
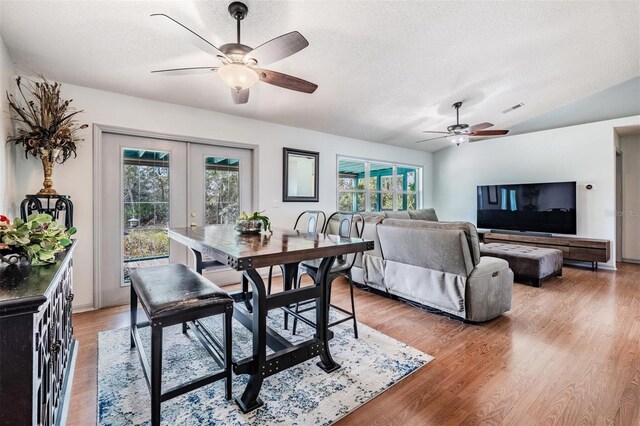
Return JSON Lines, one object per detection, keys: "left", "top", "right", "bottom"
{"left": 150, "top": 2, "right": 317, "bottom": 104}
{"left": 415, "top": 101, "right": 509, "bottom": 146}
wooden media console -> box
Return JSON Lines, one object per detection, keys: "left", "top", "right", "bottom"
{"left": 483, "top": 233, "right": 611, "bottom": 270}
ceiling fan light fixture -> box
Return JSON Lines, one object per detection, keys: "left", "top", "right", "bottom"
{"left": 217, "top": 63, "right": 259, "bottom": 91}
{"left": 447, "top": 134, "right": 469, "bottom": 145}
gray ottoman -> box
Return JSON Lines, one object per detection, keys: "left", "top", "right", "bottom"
{"left": 480, "top": 243, "right": 563, "bottom": 287}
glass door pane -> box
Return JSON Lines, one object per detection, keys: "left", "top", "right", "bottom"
{"left": 188, "top": 143, "right": 253, "bottom": 285}
{"left": 100, "top": 133, "right": 187, "bottom": 308}
{"left": 205, "top": 157, "right": 240, "bottom": 224}
{"left": 122, "top": 149, "right": 170, "bottom": 285}
{"left": 190, "top": 144, "right": 252, "bottom": 228}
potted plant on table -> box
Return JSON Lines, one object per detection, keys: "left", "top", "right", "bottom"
{"left": 235, "top": 211, "right": 272, "bottom": 234}
{"left": 6, "top": 76, "right": 88, "bottom": 195}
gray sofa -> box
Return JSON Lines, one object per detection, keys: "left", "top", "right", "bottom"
{"left": 347, "top": 210, "right": 513, "bottom": 322}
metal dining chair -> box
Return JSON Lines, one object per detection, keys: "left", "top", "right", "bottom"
{"left": 291, "top": 211, "right": 364, "bottom": 338}
{"left": 265, "top": 210, "right": 326, "bottom": 295}
{"left": 239, "top": 211, "right": 326, "bottom": 314}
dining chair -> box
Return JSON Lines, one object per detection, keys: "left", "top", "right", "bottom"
{"left": 292, "top": 211, "right": 364, "bottom": 338}
{"left": 265, "top": 210, "right": 326, "bottom": 295}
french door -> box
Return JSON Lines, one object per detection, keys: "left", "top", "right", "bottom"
{"left": 99, "top": 132, "right": 253, "bottom": 308}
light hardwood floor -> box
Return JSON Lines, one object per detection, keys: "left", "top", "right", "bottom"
{"left": 68, "top": 263, "right": 640, "bottom": 425}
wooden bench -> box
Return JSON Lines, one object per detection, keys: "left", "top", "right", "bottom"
{"left": 130, "top": 263, "right": 233, "bottom": 425}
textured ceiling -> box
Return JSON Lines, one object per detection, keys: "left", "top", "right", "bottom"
{"left": 509, "top": 77, "right": 640, "bottom": 136}
{"left": 1, "top": 1, "right": 638, "bottom": 152}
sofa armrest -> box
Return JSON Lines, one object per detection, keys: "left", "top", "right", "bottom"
{"left": 469, "top": 256, "right": 510, "bottom": 279}
{"left": 465, "top": 256, "right": 513, "bottom": 322}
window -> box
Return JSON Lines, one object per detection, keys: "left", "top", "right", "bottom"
{"left": 204, "top": 156, "right": 240, "bottom": 225}
{"left": 337, "top": 157, "right": 422, "bottom": 212}
{"left": 122, "top": 149, "right": 170, "bottom": 284}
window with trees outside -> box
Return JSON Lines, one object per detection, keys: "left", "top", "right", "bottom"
{"left": 122, "top": 149, "right": 170, "bottom": 284}
{"left": 337, "top": 157, "right": 422, "bottom": 212}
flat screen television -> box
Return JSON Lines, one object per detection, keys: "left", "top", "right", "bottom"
{"left": 477, "top": 181, "right": 576, "bottom": 234}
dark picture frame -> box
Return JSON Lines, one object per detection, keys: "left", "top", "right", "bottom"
{"left": 488, "top": 185, "right": 498, "bottom": 205}
{"left": 283, "top": 147, "right": 319, "bottom": 202}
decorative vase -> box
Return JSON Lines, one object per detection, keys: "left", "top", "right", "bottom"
{"left": 0, "top": 247, "right": 30, "bottom": 266}
{"left": 37, "top": 147, "right": 61, "bottom": 195}
{"left": 0, "top": 248, "right": 31, "bottom": 287}
{"left": 235, "top": 219, "right": 263, "bottom": 234}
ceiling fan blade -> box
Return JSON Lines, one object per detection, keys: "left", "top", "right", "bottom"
{"left": 472, "top": 130, "right": 510, "bottom": 136}
{"left": 151, "top": 66, "right": 218, "bottom": 75}
{"left": 245, "top": 31, "right": 309, "bottom": 66}
{"left": 415, "top": 135, "right": 450, "bottom": 144}
{"left": 151, "top": 14, "right": 229, "bottom": 64}
{"left": 421, "top": 130, "right": 449, "bottom": 134}
{"left": 469, "top": 122, "right": 493, "bottom": 133}
{"left": 231, "top": 88, "right": 250, "bottom": 104}
{"left": 255, "top": 68, "right": 317, "bottom": 94}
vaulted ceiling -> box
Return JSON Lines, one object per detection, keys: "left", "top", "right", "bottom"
{"left": 1, "top": 1, "right": 638, "bottom": 152}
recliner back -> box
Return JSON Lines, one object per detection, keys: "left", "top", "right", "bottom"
{"left": 377, "top": 225, "right": 474, "bottom": 277}
{"left": 380, "top": 219, "right": 481, "bottom": 266}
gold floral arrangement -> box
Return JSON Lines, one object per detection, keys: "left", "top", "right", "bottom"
{"left": 6, "top": 75, "right": 88, "bottom": 194}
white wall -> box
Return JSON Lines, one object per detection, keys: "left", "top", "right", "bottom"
{"left": 10, "top": 81, "right": 433, "bottom": 310}
{"left": 433, "top": 115, "right": 640, "bottom": 269}
{"left": 620, "top": 134, "right": 640, "bottom": 262}
{"left": 0, "top": 33, "right": 16, "bottom": 216}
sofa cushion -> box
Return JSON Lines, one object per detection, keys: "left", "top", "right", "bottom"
{"left": 381, "top": 218, "right": 481, "bottom": 266}
{"left": 358, "top": 212, "right": 385, "bottom": 221}
{"left": 383, "top": 210, "right": 411, "bottom": 219}
{"left": 408, "top": 208, "right": 439, "bottom": 221}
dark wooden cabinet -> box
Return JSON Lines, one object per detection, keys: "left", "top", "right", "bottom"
{"left": 484, "top": 233, "right": 610, "bottom": 269}
{"left": 0, "top": 243, "right": 77, "bottom": 426}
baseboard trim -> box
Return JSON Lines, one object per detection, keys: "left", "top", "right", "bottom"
{"left": 621, "top": 258, "right": 640, "bottom": 265}
{"left": 73, "top": 303, "right": 96, "bottom": 313}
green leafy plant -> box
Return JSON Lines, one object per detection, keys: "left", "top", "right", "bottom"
{"left": 0, "top": 213, "right": 76, "bottom": 265}
{"left": 239, "top": 210, "right": 272, "bottom": 233}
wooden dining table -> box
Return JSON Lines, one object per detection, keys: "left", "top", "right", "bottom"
{"left": 167, "top": 225, "right": 374, "bottom": 413}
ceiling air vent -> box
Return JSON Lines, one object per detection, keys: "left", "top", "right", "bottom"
{"left": 502, "top": 103, "right": 524, "bottom": 114}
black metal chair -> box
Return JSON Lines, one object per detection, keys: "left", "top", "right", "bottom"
{"left": 266, "top": 210, "right": 326, "bottom": 295}
{"left": 237, "top": 211, "right": 326, "bottom": 315}
{"left": 292, "top": 212, "right": 364, "bottom": 338}
{"left": 130, "top": 263, "right": 233, "bottom": 426}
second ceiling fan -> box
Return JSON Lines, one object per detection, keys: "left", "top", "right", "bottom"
{"left": 151, "top": 2, "right": 318, "bottom": 104}
{"left": 415, "top": 102, "right": 509, "bottom": 146}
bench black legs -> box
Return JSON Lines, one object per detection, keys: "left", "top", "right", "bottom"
{"left": 151, "top": 326, "right": 163, "bottom": 425}
{"left": 129, "top": 266, "right": 234, "bottom": 426}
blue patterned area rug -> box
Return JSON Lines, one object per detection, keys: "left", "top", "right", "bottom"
{"left": 98, "top": 308, "right": 432, "bottom": 425}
